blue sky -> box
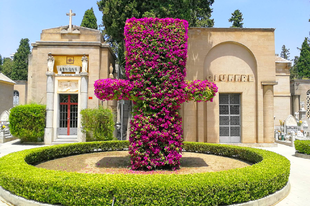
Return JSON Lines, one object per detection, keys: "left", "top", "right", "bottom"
{"left": 0, "top": 0, "right": 309, "bottom": 60}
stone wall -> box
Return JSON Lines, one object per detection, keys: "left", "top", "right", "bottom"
{"left": 0, "top": 82, "right": 13, "bottom": 114}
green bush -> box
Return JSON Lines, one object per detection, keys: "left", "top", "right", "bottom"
{"left": 295, "top": 140, "right": 310, "bottom": 154}
{"left": 80, "top": 106, "right": 114, "bottom": 141}
{"left": 9, "top": 103, "right": 46, "bottom": 142}
{"left": 0, "top": 141, "right": 290, "bottom": 206}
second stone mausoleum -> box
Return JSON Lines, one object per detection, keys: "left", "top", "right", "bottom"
{"left": 182, "top": 28, "right": 278, "bottom": 144}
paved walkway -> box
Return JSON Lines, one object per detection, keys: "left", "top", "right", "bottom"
{"left": 0, "top": 140, "right": 309, "bottom": 206}
{"left": 256, "top": 144, "right": 310, "bottom": 206}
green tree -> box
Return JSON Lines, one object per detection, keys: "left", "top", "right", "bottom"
{"left": 0, "top": 54, "right": 2, "bottom": 72}
{"left": 97, "top": 0, "right": 214, "bottom": 67}
{"left": 290, "top": 56, "right": 299, "bottom": 79}
{"left": 280, "top": 45, "right": 290, "bottom": 60}
{"left": 81, "top": 7, "right": 98, "bottom": 29}
{"left": 229, "top": 9, "right": 244, "bottom": 28}
{"left": 11, "top": 38, "right": 30, "bottom": 80}
{"left": 2, "top": 58, "right": 14, "bottom": 78}
{"left": 296, "top": 38, "right": 310, "bottom": 78}
{"left": 98, "top": 0, "right": 214, "bottom": 43}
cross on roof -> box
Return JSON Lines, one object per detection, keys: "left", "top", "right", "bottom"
{"left": 66, "top": 9, "right": 76, "bottom": 32}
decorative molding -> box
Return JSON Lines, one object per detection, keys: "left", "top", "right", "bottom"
{"left": 66, "top": 56, "right": 74, "bottom": 64}
{"left": 261, "top": 81, "right": 278, "bottom": 86}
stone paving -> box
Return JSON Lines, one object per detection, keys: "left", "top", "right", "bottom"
{"left": 0, "top": 140, "right": 309, "bottom": 206}
{"left": 256, "top": 144, "right": 310, "bottom": 206}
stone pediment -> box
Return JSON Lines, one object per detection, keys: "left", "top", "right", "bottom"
{"left": 40, "top": 26, "right": 103, "bottom": 42}
{"left": 284, "top": 115, "right": 297, "bottom": 126}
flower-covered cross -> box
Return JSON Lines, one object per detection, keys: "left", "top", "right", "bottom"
{"left": 94, "top": 17, "right": 217, "bottom": 170}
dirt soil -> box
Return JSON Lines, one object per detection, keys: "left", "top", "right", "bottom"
{"left": 35, "top": 151, "right": 252, "bottom": 175}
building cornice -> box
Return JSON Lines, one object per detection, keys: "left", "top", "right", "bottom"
{"left": 261, "top": 81, "right": 278, "bottom": 86}
{"left": 31, "top": 41, "right": 116, "bottom": 60}
{"left": 189, "top": 27, "right": 275, "bottom": 32}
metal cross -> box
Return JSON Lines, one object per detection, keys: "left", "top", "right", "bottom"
{"left": 66, "top": 9, "right": 76, "bottom": 32}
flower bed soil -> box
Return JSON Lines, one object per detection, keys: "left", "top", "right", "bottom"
{"left": 36, "top": 151, "right": 251, "bottom": 175}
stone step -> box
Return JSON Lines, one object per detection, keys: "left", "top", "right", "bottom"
{"left": 52, "top": 140, "right": 79, "bottom": 145}
{"left": 57, "top": 135, "right": 78, "bottom": 139}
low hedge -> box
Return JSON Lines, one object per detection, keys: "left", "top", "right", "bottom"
{"left": 295, "top": 139, "right": 310, "bottom": 154}
{"left": 0, "top": 141, "right": 290, "bottom": 206}
{"left": 9, "top": 103, "right": 46, "bottom": 142}
{"left": 80, "top": 107, "right": 115, "bottom": 141}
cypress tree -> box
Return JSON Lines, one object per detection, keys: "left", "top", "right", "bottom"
{"left": 11, "top": 38, "right": 30, "bottom": 80}
{"left": 81, "top": 7, "right": 98, "bottom": 29}
{"left": 229, "top": 9, "right": 244, "bottom": 28}
{"left": 280, "top": 45, "right": 290, "bottom": 60}
{"left": 296, "top": 38, "right": 310, "bottom": 78}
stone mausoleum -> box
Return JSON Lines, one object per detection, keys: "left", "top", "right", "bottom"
{"left": 27, "top": 11, "right": 115, "bottom": 144}
{"left": 182, "top": 28, "right": 288, "bottom": 144}
{"left": 23, "top": 11, "right": 291, "bottom": 145}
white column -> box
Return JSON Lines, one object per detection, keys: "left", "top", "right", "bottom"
{"left": 44, "top": 72, "right": 55, "bottom": 145}
{"left": 79, "top": 72, "right": 88, "bottom": 142}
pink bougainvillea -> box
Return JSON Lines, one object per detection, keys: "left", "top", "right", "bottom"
{"left": 94, "top": 17, "right": 217, "bottom": 170}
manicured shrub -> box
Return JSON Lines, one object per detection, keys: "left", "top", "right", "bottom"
{"left": 80, "top": 107, "right": 114, "bottom": 141}
{"left": 9, "top": 103, "right": 45, "bottom": 142}
{"left": 94, "top": 17, "right": 218, "bottom": 170}
{"left": 0, "top": 142, "right": 290, "bottom": 206}
{"left": 295, "top": 139, "right": 310, "bottom": 154}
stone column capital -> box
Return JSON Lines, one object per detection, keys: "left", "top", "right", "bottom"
{"left": 46, "top": 71, "right": 55, "bottom": 76}
{"left": 261, "top": 81, "right": 278, "bottom": 86}
{"left": 80, "top": 72, "right": 88, "bottom": 77}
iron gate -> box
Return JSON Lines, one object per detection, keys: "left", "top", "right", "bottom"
{"left": 59, "top": 94, "right": 78, "bottom": 135}
{"left": 219, "top": 94, "right": 241, "bottom": 143}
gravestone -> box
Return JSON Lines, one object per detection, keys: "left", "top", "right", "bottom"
{"left": 0, "top": 110, "right": 13, "bottom": 143}
{"left": 284, "top": 115, "right": 298, "bottom": 135}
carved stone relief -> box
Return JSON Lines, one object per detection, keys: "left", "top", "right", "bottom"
{"left": 58, "top": 80, "right": 79, "bottom": 93}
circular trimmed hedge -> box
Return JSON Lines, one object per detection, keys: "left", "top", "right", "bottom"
{"left": 0, "top": 141, "right": 290, "bottom": 206}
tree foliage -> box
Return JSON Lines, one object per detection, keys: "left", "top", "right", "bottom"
{"left": 98, "top": 0, "right": 214, "bottom": 44}
{"left": 296, "top": 38, "right": 310, "bottom": 78}
{"left": 290, "top": 56, "right": 299, "bottom": 79}
{"left": 229, "top": 9, "right": 244, "bottom": 28}
{"left": 2, "top": 58, "right": 14, "bottom": 78}
{"left": 280, "top": 45, "right": 290, "bottom": 60}
{"left": 81, "top": 7, "right": 98, "bottom": 29}
{"left": 0, "top": 55, "right": 2, "bottom": 72}
{"left": 11, "top": 38, "right": 30, "bottom": 80}
{"left": 97, "top": 0, "right": 214, "bottom": 68}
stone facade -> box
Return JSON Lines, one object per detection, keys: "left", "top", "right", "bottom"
{"left": 182, "top": 28, "right": 277, "bottom": 144}
{"left": 13, "top": 80, "right": 28, "bottom": 105}
{"left": 28, "top": 26, "right": 116, "bottom": 144}
{"left": 274, "top": 56, "right": 291, "bottom": 127}
{"left": 291, "top": 80, "right": 310, "bottom": 119}
{"left": 0, "top": 73, "right": 15, "bottom": 114}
